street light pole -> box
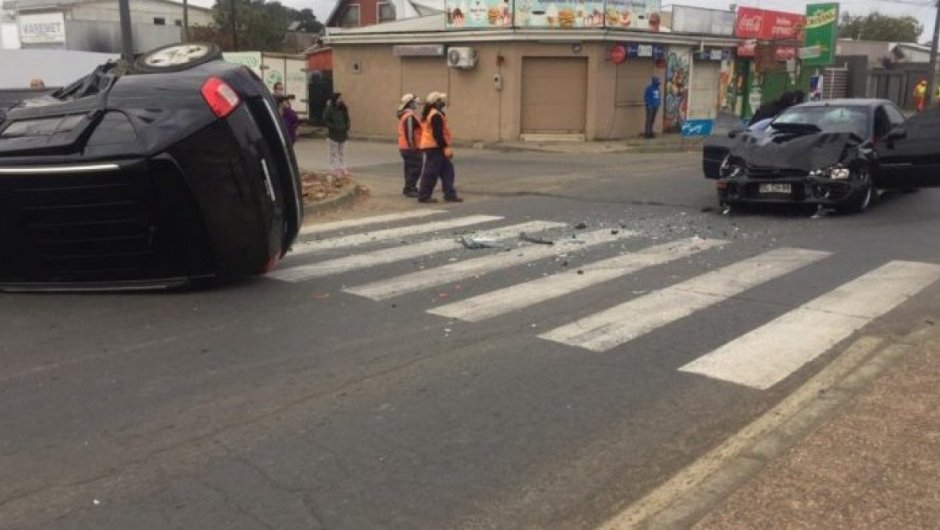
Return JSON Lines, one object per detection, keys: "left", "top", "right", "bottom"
{"left": 118, "top": 0, "right": 133, "bottom": 61}
{"left": 182, "top": 0, "right": 189, "bottom": 41}
{"left": 229, "top": 0, "right": 238, "bottom": 50}
{"left": 927, "top": 0, "right": 940, "bottom": 107}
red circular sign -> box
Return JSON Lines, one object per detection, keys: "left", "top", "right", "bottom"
{"left": 610, "top": 45, "right": 627, "bottom": 64}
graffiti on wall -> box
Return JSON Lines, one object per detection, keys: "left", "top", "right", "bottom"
{"left": 663, "top": 48, "right": 690, "bottom": 133}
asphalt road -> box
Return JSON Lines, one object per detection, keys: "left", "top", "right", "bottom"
{"left": 3, "top": 147, "right": 940, "bottom": 529}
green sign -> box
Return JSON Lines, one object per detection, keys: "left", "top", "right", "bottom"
{"left": 803, "top": 3, "right": 839, "bottom": 66}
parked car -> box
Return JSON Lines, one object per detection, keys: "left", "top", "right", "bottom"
{"left": 0, "top": 43, "right": 303, "bottom": 290}
{"left": 702, "top": 99, "right": 917, "bottom": 214}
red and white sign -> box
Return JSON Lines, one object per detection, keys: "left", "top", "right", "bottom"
{"left": 774, "top": 46, "right": 797, "bottom": 61}
{"left": 734, "top": 7, "right": 805, "bottom": 42}
{"left": 609, "top": 45, "right": 627, "bottom": 64}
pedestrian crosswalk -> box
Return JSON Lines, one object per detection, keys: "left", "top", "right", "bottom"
{"left": 270, "top": 210, "right": 940, "bottom": 391}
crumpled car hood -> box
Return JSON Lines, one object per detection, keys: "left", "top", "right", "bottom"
{"left": 728, "top": 131, "right": 861, "bottom": 171}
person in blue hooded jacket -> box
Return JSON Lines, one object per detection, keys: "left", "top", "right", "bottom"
{"left": 643, "top": 76, "right": 662, "bottom": 139}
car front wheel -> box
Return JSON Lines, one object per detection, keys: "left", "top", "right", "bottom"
{"left": 838, "top": 168, "right": 874, "bottom": 214}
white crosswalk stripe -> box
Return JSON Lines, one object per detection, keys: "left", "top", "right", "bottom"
{"left": 680, "top": 260, "right": 940, "bottom": 390}
{"left": 429, "top": 237, "right": 728, "bottom": 322}
{"left": 344, "top": 229, "right": 636, "bottom": 301}
{"left": 270, "top": 220, "right": 566, "bottom": 282}
{"left": 299, "top": 209, "right": 445, "bottom": 236}
{"left": 290, "top": 215, "right": 503, "bottom": 255}
{"left": 539, "top": 248, "right": 830, "bottom": 352}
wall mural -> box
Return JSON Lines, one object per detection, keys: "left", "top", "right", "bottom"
{"left": 663, "top": 47, "right": 690, "bottom": 133}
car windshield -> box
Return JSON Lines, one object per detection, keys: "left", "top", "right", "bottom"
{"left": 772, "top": 105, "right": 870, "bottom": 138}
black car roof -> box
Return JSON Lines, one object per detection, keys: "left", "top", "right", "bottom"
{"left": 794, "top": 99, "right": 893, "bottom": 109}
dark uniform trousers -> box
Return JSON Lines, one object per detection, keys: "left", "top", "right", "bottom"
{"left": 418, "top": 148, "right": 457, "bottom": 200}
{"left": 400, "top": 149, "right": 422, "bottom": 193}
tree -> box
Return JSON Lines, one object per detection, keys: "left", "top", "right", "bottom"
{"left": 212, "top": 0, "right": 294, "bottom": 51}
{"left": 295, "top": 8, "right": 325, "bottom": 34}
{"left": 838, "top": 12, "right": 923, "bottom": 43}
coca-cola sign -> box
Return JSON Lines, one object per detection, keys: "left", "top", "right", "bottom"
{"left": 735, "top": 7, "right": 805, "bottom": 41}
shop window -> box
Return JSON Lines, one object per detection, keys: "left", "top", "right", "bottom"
{"left": 378, "top": 2, "right": 396, "bottom": 23}
{"left": 175, "top": 19, "right": 182, "bottom": 27}
{"left": 339, "top": 5, "right": 360, "bottom": 28}
{"left": 153, "top": 17, "right": 166, "bottom": 25}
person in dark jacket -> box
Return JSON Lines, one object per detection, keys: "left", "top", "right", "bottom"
{"left": 748, "top": 91, "right": 804, "bottom": 126}
{"left": 397, "top": 93, "right": 422, "bottom": 197}
{"left": 643, "top": 76, "right": 662, "bottom": 139}
{"left": 322, "top": 92, "right": 350, "bottom": 176}
{"left": 417, "top": 91, "right": 462, "bottom": 203}
{"left": 278, "top": 95, "right": 299, "bottom": 145}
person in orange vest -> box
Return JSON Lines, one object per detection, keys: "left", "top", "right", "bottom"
{"left": 398, "top": 93, "right": 423, "bottom": 197}
{"left": 417, "top": 92, "right": 462, "bottom": 203}
{"left": 914, "top": 79, "right": 927, "bottom": 112}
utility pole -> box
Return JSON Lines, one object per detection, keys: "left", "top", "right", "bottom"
{"left": 118, "top": 0, "right": 133, "bottom": 62}
{"left": 182, "top": 0, "right": 189, "bottom": 41}
{"left": 928, "top": 0, "right": 940, "bottom": 107}
{"left": 229, "top": 0, "right": 238, "bottom": 50}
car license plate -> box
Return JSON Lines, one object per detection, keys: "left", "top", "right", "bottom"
{"left": 759, "top": 183, "right": 791, "bottom": 194}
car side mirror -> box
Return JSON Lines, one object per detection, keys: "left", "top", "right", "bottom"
{"left": 885, "top": 127, "right": 907, "bottom": 141}
{"left": 728, "top": 127, "right": 744, "bottom": 139}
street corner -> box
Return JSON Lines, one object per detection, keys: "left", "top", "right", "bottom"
{"left": 301, "top": 169, "right": 371, "bottom": 215}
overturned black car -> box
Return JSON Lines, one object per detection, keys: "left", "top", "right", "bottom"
{"left": 0, "top": 43, "right": 302, "bottom": 290}
{"left": 703, "top": 98, "right": 940, "bottom": 214}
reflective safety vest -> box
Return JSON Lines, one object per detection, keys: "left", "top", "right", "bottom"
{"left": 419, "top": 108, "right": 452, "bottom": 150}
{"left": 398, "top": 110, "right": 421, "bottom": 150}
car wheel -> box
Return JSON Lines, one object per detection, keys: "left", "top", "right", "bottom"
{"left": 134, "top": 43, "right": 222, "bottom": 73}
{"left": 839, "top": 169, "right": 874, "bottom": 214}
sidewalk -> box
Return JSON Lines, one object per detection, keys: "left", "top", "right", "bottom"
{"left": 696, "top": 325, "right": 940, "bottom": 529}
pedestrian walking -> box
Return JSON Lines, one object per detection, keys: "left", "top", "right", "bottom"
{"left": 278, "top": 94, "right": 299, "bottom": 145}
{"left": 322, "top": 92, "right": 350, "bottom": 177}
{"left": 417, "top": 92, "right": 462, "bottom": 203}
{"left": 397, "top": 93, "right": 422, "bottom": 197}
{"left": 643, "top": 76, "right": 662, "bottom": 139}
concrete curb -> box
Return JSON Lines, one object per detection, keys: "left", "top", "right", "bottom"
{"left": 597, "top": 322, "right": 940, "bottom": 530}
{"left": 302, "top": 181, "right": 367, "bottom": 217}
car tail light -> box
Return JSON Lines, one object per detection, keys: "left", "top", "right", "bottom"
{"left": 201, "top": 77, "right": 240, "bottom": 118}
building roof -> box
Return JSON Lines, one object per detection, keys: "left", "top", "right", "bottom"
{"left": 326, "top": 13, "right": 734, "bottom": 46}
{"left": 329, "top": 13, "right": 446, "bottom": 35}
{"left": 2, "top": 0, "right": 211, "bottom": 14}
{"left": 325, "top": 0, "right": 443, "bottom": 27}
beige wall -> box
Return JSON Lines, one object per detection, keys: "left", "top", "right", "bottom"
{"left": 332, "top": 42, "right": 672, "bottom": 142}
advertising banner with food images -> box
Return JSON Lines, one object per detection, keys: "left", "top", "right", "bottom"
{"left": 512, "top": 0, "right": 660, "bottom": 29}
{"left": 514, "top": 0, "right": 604, "bottom": 28}
{"left": 600, "top": 0, "right": 662, "bottom": 31}
{"left": 446, "top": 0, "right": 513, "bottom": 28}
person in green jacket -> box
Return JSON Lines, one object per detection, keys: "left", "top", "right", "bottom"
{"left": 322, "top": 92, "right": 350, "bottom": 176}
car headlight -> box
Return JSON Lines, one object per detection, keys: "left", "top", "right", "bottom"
{"left": 828, "top": 167, "right": 851, "bottom": 180}
{"left": 809, "top": 169, "right": 825, "bottom": 177}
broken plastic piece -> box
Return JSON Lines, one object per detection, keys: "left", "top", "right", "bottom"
{"left": 520, "top": 232, "right": 554, "bottom": 245}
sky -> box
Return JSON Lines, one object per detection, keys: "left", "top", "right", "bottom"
{"left": 188, "top": 0, "right": 939, "bottom": 39}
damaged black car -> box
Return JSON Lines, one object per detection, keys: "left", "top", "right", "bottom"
{"left": 0, "top": 43, "right": 303, "bottom": 290}
{"left": 702, "top": 98, "right": 932, "bottom": 214}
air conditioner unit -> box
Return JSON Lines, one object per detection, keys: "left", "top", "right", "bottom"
{"left": 447, "top": 47, "right": 478, "bottom": 69}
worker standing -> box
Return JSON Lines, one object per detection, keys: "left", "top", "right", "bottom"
{"left": 914, "top": 79, "right": 927, "bottom": 112}
{"left": 397, "top": 94, "right": 422, "bottom": 198}
{"left": 417, "top": 92, "right": 463, "bottom": 203}
{"left": 643, "top": 76, "right": 662, "bottom": 139}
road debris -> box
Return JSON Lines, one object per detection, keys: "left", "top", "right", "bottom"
{"left": 574, "top": 222, "right": 588, "bottom": 230}
{"left": 520, "top": 232, "right": 554, "bottom": 245}
{"left": 457, "top": 235, "right": 500, "bottom": 250}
